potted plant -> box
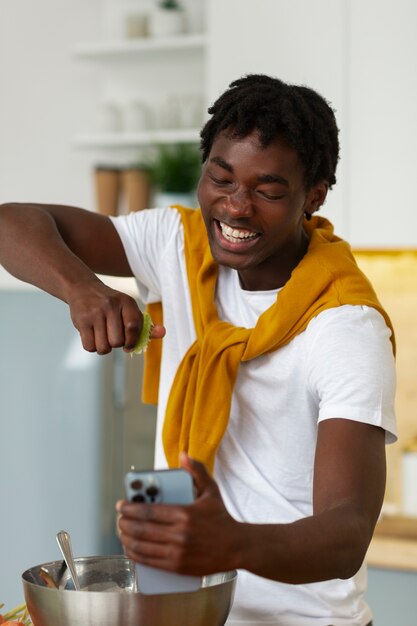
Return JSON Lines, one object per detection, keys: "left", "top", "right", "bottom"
{"left": 148, "top": 0, "right": 185, "bottom": 38}
{"left": 150, "top": 143, "right": 201, "bottom": 207}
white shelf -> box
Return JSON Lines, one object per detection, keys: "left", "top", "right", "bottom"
{"left": 73, "top": 127, "right": 200, "bottom": 148}
{"left": 73, "top": 33, "right": 207, "bottom": 59}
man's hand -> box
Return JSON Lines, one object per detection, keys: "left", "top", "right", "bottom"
{"left": 0, "top": 203, "right": 165, "bottom": 354}
{"left": 116, "top": 453, "right": 243, "bottom": 576}
{"left": 68, "top": 281, "right": 165, "bottom": 355}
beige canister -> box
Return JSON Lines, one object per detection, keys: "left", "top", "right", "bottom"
{"left": 121, "top": 167, "right": 151, "bottom": 213}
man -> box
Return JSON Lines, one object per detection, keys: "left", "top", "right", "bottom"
{"left": 0, "top": 75, "right": 396, "bottom": 625}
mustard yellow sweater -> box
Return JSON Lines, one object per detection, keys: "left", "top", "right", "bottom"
{"left": 143, "top": 206, "right": 394, "bottom": 472}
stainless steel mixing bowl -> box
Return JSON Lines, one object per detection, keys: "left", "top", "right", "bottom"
{"left": 22, "top": 556, "right": 237, "bottom": 626}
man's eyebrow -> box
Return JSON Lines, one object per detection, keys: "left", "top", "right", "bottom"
{"left": 209, "top": 157, "right": 289, "bottom": 186}
{"left": 209, "top": 156, "right": 234, "bottom": 173}
{"left": 257, "top": 174, "right": 289, "bottom": 186}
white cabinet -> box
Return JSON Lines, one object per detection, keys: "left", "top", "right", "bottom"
{"left": 205, "top": 0, "right": 417, "bottom": 247}
{"left": 345, "top": 0, "right": 417, "bottom": 247}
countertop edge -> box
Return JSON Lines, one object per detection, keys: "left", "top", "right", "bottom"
{"left": 366, "top": 535, "right": 417, "bottom": 573}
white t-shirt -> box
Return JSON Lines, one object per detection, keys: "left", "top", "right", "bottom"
{"left": 110, "top": 208, "right": 397, "bottom": 626}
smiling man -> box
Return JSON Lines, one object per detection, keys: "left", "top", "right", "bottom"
{"left": 0, "top": 74, "right": 396, "bottom": 626}
{"left": 198, "top": 131, "right": 327, "bottom": 289}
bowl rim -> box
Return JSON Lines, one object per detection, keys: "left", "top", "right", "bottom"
{"left": 22, "top": 555, "right": 238, "bottom": 596}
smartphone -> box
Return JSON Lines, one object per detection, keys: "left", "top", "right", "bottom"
{"left": 124, "top": 468, "right": 202, "bottom": 595}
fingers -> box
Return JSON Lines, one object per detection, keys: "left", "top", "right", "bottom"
{"left": 70, "top": 285, "right": 166, "bottom": 354}
{"left": 78, "top": 324, "right": 96, "bottom": 353}
{"left": 123, "top": 539, "right": 171, "bottom": 566}
{"left": 116, "top": 502, "right": 194, "bottom": 572}
{"left": 121, "top": 304, "right": 166, "bottom": 351}
{"left": 80, "top": 307, "right": 126, "bottom": 355}
{"left": 120, "top": 304, "right": 142, "bottom": 351}
{"left": 150, "top": 324, "right": 166, "bottom": 339}
{"left": 119, "top": 518, "right": 178, "bottom": 571}
{"left": 78, "top": 316, "right": 113, "bottom": 355}
{"left": 122, "top": 539, "right": 190, "bottom": 573}
{"left": 118, "top": 502, "right": 199, "bottom": 573}
{"left": 107, "top": 308, "right": 129, "bottom": 349}
{"left": 116, "top": 500, "right": 189, "bottom": 524}
{"left": 119, "top": 516, "right": 175, "bottom": 543}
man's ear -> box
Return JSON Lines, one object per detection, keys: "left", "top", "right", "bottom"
{"left": 304, "top": 181, "right": 329, "bottom": 218}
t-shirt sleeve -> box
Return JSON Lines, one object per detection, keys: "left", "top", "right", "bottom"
{"left": 109, "top": 208, "right": 182, "bottom": 304}
{"left": 305, "top": 305, "right": 397, "bottom": 443}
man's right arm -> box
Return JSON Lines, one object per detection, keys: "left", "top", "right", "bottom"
{"left": 0, "top": 202, "right": 163, "bottom": 353}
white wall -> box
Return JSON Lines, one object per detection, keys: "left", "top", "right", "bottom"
{"left": 0, "top": 0, "right": 103, "bottom": 208}
{"left": 347, "top": 0, "right": 417, "bottom": 247}
{"left": 206, "top": 0, "right": 417, "bottom": 247}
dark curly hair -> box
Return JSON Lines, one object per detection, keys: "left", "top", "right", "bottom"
{"left": 200, "top": 74, "right": 340, "bottom": 190}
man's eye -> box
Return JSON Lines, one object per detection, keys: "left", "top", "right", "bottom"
{"left": 257, "top": 190, "right": 285, "bottom": 201}
{"left": 210, "top": 175, "right": 231, "bottom": 186}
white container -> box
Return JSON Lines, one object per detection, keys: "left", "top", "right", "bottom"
{"left": 402, "top": 440, "right": 417, "bottom": 517}
{"left": 148, "top": 7, "right": 184, "bottom": 38}
{"left": 96, "top": 102, "right": 123, "bottom": 134}
{"left": 157, "top": 95, "right": 180, "bottom": 129}
{"left": 124, "top": 101, "right": 152, "bottom": 133}
{"left": 177, "top": 93, "right": 203, "bottom": 128}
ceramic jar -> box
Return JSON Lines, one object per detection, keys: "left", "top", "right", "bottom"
{"left": 148, "top": 7, "right": 184, "bottom": 37}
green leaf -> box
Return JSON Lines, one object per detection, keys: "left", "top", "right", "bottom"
{"left": 150, "top": 143, "right": 201, "bottom": 193}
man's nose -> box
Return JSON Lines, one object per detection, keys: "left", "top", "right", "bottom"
{"left": 225, "top": 187, "right": 254, "bottom": 217}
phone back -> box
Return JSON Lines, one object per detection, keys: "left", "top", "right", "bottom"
{"left": 124, "top": 468, "right": 202, "bottom": 595}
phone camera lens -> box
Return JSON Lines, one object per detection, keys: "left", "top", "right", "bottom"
{"left": 132, "top": 493, "right": 146, "bottom": 503}
{"left": 131, "top": 479, "right": 143, "bottom": 490}
{"left": 146, "top": 485, "right": 159, "bottom": 498}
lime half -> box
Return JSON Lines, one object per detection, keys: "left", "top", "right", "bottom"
{"left": 131, "top": 311, "right": 153, "bottom": 355}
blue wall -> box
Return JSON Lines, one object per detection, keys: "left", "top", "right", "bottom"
{"left": 0, "top": 290, "right": 121, "bottom": 606}
{"left": 367, "top": 567, "right": 417, "bottom": 626}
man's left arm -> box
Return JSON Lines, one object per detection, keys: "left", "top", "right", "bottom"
{"left": 117, "top": 421, "right": 385, "bottom": 583}
{"left": 234, "top": 417, "right": 386, "bottom": 583}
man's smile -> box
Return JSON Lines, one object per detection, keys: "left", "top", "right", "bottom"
{"left": 214, "top": 219, "right": 260, "bottom": 246}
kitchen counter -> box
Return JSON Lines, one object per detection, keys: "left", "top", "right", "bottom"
{"left": 366, "top": 514, "right": 417, "bottom": 572}
{"left": 367, "top": 536, "right": 417, "bottom": 572}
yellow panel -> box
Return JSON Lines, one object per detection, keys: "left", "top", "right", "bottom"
{"left": 353, "top": 250, "right": 417, "bottom": 506}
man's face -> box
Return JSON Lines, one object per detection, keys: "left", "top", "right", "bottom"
{"left": 197, "top": 130, "right": 326, "bottom": 291}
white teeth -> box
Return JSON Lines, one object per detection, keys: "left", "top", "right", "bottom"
{"left": 219, "top": 221, "right": 258, "bottom": 243}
